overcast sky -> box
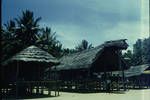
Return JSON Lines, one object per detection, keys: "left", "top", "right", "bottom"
{"left": 2, "top": 0, "right": 149, "bottom": 49}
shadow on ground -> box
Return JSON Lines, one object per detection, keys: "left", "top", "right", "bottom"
{"left": 1, "top": 94, "right": 57, "bottom": 99}
{"left": 60, "top": 89, "right": 126, "bottom": 94}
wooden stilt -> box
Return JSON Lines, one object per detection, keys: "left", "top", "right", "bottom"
{"left": 41, "top": 86, "right": 44, "bottom": 95}
{"left": 117, "top": 74, "right": 120, "bottom": 91}
{"left": 16, "top": 61, "right": 19, "bottom": 98}
{"left": 118, "top": 50, "right": 126, "bottom": 91}
{"left": 48, "top": 89, "right": 51, "bottom": 96}
{"left": 36, "top": 85, "right": 39, "bottom": 95}
{"left": 55, "top": 89, "right": 56, "bottom": 97}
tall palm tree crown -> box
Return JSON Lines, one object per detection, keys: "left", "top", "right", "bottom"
{"left": 76, "top": 40, "right": 93, "bottom": 51}
{"left": 15, "top": 10, "right": 41, "bottom": 46}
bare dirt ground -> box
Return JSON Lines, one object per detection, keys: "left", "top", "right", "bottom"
{"left": 28, "top": 89, "right": 150, "bottom": 100}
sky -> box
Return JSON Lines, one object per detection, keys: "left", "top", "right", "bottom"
{"left": 2, "top": 0, "right": 149, "bottom": 50}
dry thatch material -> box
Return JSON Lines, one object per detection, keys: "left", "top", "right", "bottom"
{"left": 52, "top": 39, "right": 128, "bottom": 71}
{"left": 3, "top": 45, "right": 59, "bottom": 65}
{"left": 112, "top": 64, "right": 150, "bottom": 77}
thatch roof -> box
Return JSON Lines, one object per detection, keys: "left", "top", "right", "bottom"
{"left": 3, "top": 45, "right": 59, "bottom": 65}
{"left": 52, "top": 39, "right": 128, "bottom": 71}
{"left": 112, "top": 64, "right": 150, "bottom": 77}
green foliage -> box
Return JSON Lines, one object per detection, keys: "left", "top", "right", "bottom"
{"left": 75, "top": 40, "right": 93, "bottom": 52}
{"left": 133, "top": 38, "right": 150, "bottom": 65}
{"left": 62, "top": 48, "right": 77, "bottom": 55}
{"left": 1, "top": 21, "right": 23, "bottom": 61}
{"left": 49, "top": 42, "right": 63, "bottom": 57}
{"left": 123, "top": 50, "right": 134, "bottom": 66}
{"left": 4, "top": 20, "right": 16, "bottom": 33}
{"left": 133, "top": 39, "right": 143, "bottom": 65}
{"left": 142, "top": 37, "right": 150, "bottom": 64}
{"left": 36, "top": 27, "right": 57, "bottom": 49}
{"left": 36, "top": 27, "right": 63, "bottom": 57}
{"left": 123, "top": 37, "right": 150, "bottom": 66}
{"left": 15, "top": 10, "right": 41, "bottom": 46}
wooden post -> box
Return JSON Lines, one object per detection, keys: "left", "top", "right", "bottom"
{"left": 41, "top": 86, "right": 44, "bottom": 95}
{"left": 104, "top": 69, "right": 107, "bottom": 91}
{"left": 118, "top": 50, "right": 126, "bottom": 91}
{"left": 31, "top": 84, "right": 33, "bottom": 94}
{"left": 48, "top": 88, "right": 51, "bottom": 96}
{"left": 57, "top": 80, "right": 60, "bottom": 96}
{"left": 54, "top": 66, "right": 57, "bottom": 96}
{"left": 147, "top": 78, "right": 149, "bottom": 88}
{"left": 1, "top": 66, "right": 4, "bottom": 97}
{"left": 122, "top": 70, "right": 126, "bottom": 90}
{"left": 48, "top": 82, "right": 51, "bottom": 96}
{"left": 87, "top": 68, "right": 91, "bottom": 91}
{"left": 117, "top": 74, "right": 120, "bottom": 91}
{"left": 36, "top": 83, "right": 39, "bottom": 94}
{"left": 99, "top": 80, "right": 101, "bottom": 91}
{"left": 16, "top": 61, "right": 19, "bottom": 98}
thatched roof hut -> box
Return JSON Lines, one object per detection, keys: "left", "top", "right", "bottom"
{"left": 1, "top": 45, "right": 59, "bottom": 82}
{"left": 3, "top": 45, "right": 59, "bottom": 65}
{"left": 52, "top": 39, "right": 128, "bottom": 71}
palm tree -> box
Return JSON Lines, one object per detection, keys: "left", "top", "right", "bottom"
{"left": 15, "top": 10, "right": 41, "bottom": 46}
{"left": 75, "top": 40, "right": 93, "bottom": 51}
{"left": 50, "top": 42, "right": 63, "bottom": 57}
{"left": 36, "top": 27, "right": 63, "bottom": 57}
{"left": 36, "top": 27, "right": 58, "bottom": 50}
{"left": 2, "top": 20, "right": 21, "bottom": 61}
{"left": 4, "top": 20, "right": 15, "bottom": 32}
{"left": 62, "top": 48, "right": 77, "bottom": 55}
{"left": 3, "top": 20, "right": 16, "bottom": 39}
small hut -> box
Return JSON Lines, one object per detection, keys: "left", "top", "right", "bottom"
{"left": 111, "top": 64, "right": 150, "bottom": 89}
{"left": 124, "top": 64, "right": 150, "bottom": 89}
{"left": 1, "top": 45, "right": 59, "bottom": 98}
{"left": 51, "top": 39, "right": 129, "bottom": 91}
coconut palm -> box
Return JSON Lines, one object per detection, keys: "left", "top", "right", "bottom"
{"left": 36, "top": 27, "right": 58, "bottom": 50}
{"left": 36, "top": 27, "right": 63, "bottom": 57}
{"left": 3, "top": 20, "right": 16, "bottom": 40}
{"left": 15, "top": 10, "right": 41, "bottom": 46}
{"left": 4, "top": 20, "right": 15, "bottom": 32}
{"left": 2, "top": 21, "right": 21, "bottom": 61}
{"left": 75, "top": 40, "right": 93, "bottom": 51}
{"left": 50, "top": 42, "right": 63, "bottom": 57}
